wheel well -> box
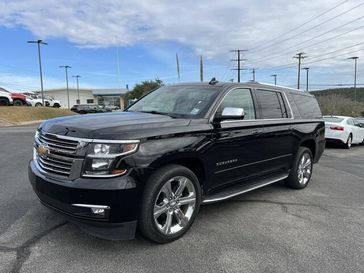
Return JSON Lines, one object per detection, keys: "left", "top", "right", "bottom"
{"left": 167, "top": 158, "right": 206, "bottom": 186}
{"left": 0, "top": 97, "right": 9, "bottom": 101}
{"left": 300, "top": 139, "right": 316, "bottom": 158}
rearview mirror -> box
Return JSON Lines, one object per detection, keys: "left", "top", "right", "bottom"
{"left": 219, "top": 107, "right": 245, "bottom": 120}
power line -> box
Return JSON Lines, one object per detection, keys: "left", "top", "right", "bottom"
{"left": 249, "top": 16, "right": 364, "bottom": 64}
{"left": 249, "top": 0, "right": 350, "bottom": 53}
{"left": 249, "top": 25, "right": 364, "bottom": 69}
{"left": 305, "top": 47, "right": 364, "bottom": 65}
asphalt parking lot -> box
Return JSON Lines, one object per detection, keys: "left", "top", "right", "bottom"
{"left": 0, "top": 125, "right": 363, "bottom": 273}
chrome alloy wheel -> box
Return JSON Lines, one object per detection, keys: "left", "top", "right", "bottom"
{"left": 298, "top": 152, "right": 312, "bottom": 185}
{"left": 347, "top": 136, "right": 352, "bottom": 148}
{"left": 154, "top": 176, "right": 196, "bottom": 235}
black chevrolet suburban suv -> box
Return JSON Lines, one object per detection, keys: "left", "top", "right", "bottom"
{"left": 29, "top": 81, "right": 325, "bottom": 243}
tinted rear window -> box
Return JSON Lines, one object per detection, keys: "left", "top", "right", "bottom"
{"left": 323, "top": 117, "right": 344, "bottom": 123}
{"left": 291, "top": 93, "right": 322, "bottom": 119}
{"left": 255, "top": 90, "right": 288, "bottom": 119}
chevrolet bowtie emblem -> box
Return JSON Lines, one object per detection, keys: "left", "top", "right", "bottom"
{"left": 37, "top": 144, "right": 49, "bottom": 158}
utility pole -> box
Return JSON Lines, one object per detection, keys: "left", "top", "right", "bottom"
{"left": 72, "top": 75, "right": 81, "bottom": 104}
{"left": 27, "top": 40, "right": 47, "bottom": 106}
{"left": 251, "top": 68, "right": 258, "bottom": 81}
{"left": 348, "top": 56, "right": 359, "bottom": 103}
{"left": 59, "top": 65, "right": 72, "bottom": 109}
{"left": 293, "top": 52, "right": 307, "bottom": 90}
{"left": 176, "top": 53, "right": 180, "bottom": 81}
{"left": 200, "top": 55, "right": 204, "bottom": 82}
{"left": 230, "top": 50, "right": 248, "bottom": 83}
{"left": 302, "top": 67, "right": 309, "bottom": 92}
{"left": 270, "top": 74, "right": 277, "bottom": 85}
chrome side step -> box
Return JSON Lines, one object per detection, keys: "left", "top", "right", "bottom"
{"left": 202, "top": 173, "right": 289, "bottom": 204}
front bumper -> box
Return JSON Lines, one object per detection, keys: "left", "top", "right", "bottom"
{"left": 28, "top": 160, "right": 140, "bottom": 240}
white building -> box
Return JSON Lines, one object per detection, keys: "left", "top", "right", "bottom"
{"left": 39, "top": 88, "right": 129, "bottom": 109}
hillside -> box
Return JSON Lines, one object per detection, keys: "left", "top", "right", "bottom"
{"left": 0, "top": 107, "right": 77, "bottom": 126}
{"left": 310, "top": 88, "right": 364, "bottom": 117}
{"left": 310, "top": 87, "right": 364, "bottom": 104}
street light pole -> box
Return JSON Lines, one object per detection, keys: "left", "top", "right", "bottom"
{"left": 270, "top": 74, "right": 277, "bottom": 85}
{"left": 348, "top": 57, "right": 359, "bottom": 103}
{"left": 27, "top": 40, "right": 47, "bottom": 106}
{"left": 72, "top": 75, "right": 81, "bottom": 104}
{"left": 59, "top": 65, "right": 72, "bottom": 109}
{"left": 302, "top": 67, "right": 309, "bottom": 92}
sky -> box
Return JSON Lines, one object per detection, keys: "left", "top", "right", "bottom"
{"left": 0, "top": 0, "right": 363, "bottom": 92}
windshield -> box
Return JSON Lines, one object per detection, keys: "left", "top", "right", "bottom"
{"left": 128, "top": 86, "right": 221, "bottom": 118}
{"left": 323, "top": 116, "right": 344, "bottom": 123}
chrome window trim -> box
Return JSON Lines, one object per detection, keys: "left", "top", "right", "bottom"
{"left": 210, "top": 87, "right": 295, "bottom": 124}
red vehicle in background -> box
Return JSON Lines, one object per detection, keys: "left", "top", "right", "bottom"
{"left": 0, "top": 87, "right": 28, "bottom": 106}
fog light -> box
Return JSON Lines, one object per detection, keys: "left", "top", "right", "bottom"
{"left": 91, "top": 208, "right": 105, "bottom": 215}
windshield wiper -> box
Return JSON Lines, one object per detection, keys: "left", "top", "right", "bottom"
{"left": 139, "top": 110, "right": 178, "bottom": 118}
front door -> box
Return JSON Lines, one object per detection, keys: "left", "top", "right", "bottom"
{"left": 205, "top": 88, "right": 267, "bottom": 192}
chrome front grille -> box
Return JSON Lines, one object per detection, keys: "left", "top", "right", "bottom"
{"left": 35, "top": 132, "right": 79, "bottom": 177}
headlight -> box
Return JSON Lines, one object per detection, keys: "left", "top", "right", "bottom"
{"left": 83, "top": 142, "right": 139, "bottom": 177}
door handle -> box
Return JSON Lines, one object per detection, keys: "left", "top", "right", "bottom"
{"left": 251, "top": 129, "right": 262, "bottom": 135}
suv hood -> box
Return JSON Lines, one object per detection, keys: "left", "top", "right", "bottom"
{"left": 40, "top": 111, "right": 191, "bottom": 139}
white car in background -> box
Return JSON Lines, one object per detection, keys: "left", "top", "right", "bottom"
{"left": 24, "top": 92, "right": 57, "bottom": 107}
{"left": 0, "top": 89, "right": 13, "bottom": 106}
{"left": 323, "top": 115, "right": 364, "bottom": 149}
{"left": 42, "top": 95, "right": 61, "bottom": 108}
{"left": 24, "top": 93, "right": 45, "bottom": 107}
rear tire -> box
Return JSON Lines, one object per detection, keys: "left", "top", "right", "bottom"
{"left": 285, "top": 147, "right": 313, "bottom": 189}
{"left": 139, "top": 164, "right": 201, "bottom": 243}
{"left": 344, "top": 134, "right": 352, "bottom": 149}
{"left": 35, "top": 102, "right": 42, "bottom": 107}
{"left": 0, "top": 98, "right": 9, "bottom": 106}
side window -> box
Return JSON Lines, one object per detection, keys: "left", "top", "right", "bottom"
{"left": 255, "top": 90, "right": 287, "bottom": 119}
{"left": 216, "top": 88, "right": 255, "bottom": 120}
{"left": 347, "top": 119, "right": 354, "bottom": 126}
{"left": 292, "top": 93, "right": 322, "bottom": 119}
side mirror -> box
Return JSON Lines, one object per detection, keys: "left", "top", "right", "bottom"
{"left": 218, "top": 107, "right": 245, "bottom": 120}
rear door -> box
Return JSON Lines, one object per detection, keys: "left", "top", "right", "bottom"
{"left": 254, "top": 89, "right": 297, "bottom": 173}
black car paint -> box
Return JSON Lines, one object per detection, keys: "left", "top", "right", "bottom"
{"left": 29, "top": 82, "right": 325, "bottom": 240}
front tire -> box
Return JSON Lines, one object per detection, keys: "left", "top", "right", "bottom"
{"left": 35, "top": 102, "right": 42, "bottom": 107}
{"left": 139, "top": 164, "right": 201, "bottom": 243}
{"left": 285, "top": 147, "right": 313, "bottom": 189}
